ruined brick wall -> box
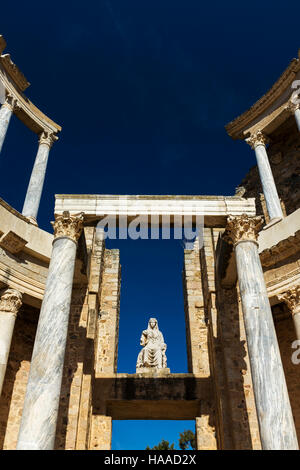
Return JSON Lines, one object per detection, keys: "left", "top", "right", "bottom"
{"left": 238, "top": 117, "right": 300, "bottom": 218}
{"left": 273, "top": 304, "right": 300, "bottom": 442}
{"left": 95, "top": 249, "right": 121, "bottom": 375}
{"left": 183, "top": 240, "right": 209, "bottom": 376}
{"left": 0, "top": 305, "right": 38, "bottom": 449}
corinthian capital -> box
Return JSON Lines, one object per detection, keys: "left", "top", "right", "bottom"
{"left": 278, "top": 285, "right": 300, "bottom": 316}
{"left": 39, "top": 131, "right": 58, "bottom": 148}
{"left": 224, "top": 214, "right": 263, "bottom": 246}
{"left": 3, "top": 93, "right": 19, "bottom": 112}
{"left": 0, "top": 288, "right": 22, "bottom": 316}
{"left": 286, "top": 99, "right": 300, "bottom": 114}
{"left": 52, "top": 211, "right": 84, "bottom": 243}
{"left": 246, "top": 130, "right": 269, "bottom": 149}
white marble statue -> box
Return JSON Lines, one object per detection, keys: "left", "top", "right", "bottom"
{"left": 136, "top": 318, "right": 167, "bottom": 370}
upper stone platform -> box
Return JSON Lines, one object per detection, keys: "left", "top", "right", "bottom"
{"left": 55, "top": 194, "right": 256, "bottom": 227}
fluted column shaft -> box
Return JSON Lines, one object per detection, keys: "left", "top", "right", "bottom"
{"left": 22, "top": 132, "right": 56, "bottom": 224}
{"left": 247, "top": 131, "right": 283, "bottom": 221}
{"left": 16, "top": 212, "right": 84, "bottom": 450}
{"left": 226, "top": 215, "right": 298, "bottom": 450}
{"left": 0, "top": 288, "right": 22, "bottom": 395}
{"left": 278, "top": 286, "right": 300, "bottom": 340}
{"left": 0, "top": 100, "right": 13, "bottom": 154}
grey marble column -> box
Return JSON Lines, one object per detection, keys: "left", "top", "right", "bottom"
{"left": 0, "top": 288, "right": 22, "bottom": 395}
{"left": 226, "top": 215, "right": 298, "bottom": 450}
{"left": 16, "top": 211, "right": 84, "bottom": 450}
{"left": 22, "top": 132, "right": 56, "bottom": 224}
{"left": 0, "top": 98, "right": 14, "bottom": 154}
{"left": 247, "top": 131, "right": 283, "bottom": 222}
{"left": 278, "top": 286, "right": 300, "bottom": 340}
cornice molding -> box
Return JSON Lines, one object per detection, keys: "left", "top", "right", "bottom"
{"left": 260, "top": 230, "right": 300, "bottom": 268}
{"left": 226, "top": 54, "right": 300, "bottom": 139}
{"left": 1, "top": 53, "right": 30, "bottom": 91}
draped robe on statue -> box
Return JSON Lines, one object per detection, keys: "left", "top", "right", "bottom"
{"left": 136, "top": 318, "right": 167, "bottom": 370}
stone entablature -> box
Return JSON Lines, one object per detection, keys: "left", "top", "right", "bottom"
{"left": 55, "top": 194, "right": 256, "bottom": 226}
{"left": 0, "top": 35, "right": 61, "bottom": 137}
{"left": 226, "top": 50, "right": 300, "bottom": 139}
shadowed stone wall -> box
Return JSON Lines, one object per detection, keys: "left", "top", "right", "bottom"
{"left": 0, "top": 305, "right": 38, "bottom": 449}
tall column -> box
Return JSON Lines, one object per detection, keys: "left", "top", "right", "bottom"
{"left": 22, "top": 131, "right": 57, "bottom": 224}
{"left": 225, "top": 215, "right": 298, "bottom": 450}
{"left": 278, "top": 286, "right": 300, "bottom": 340}
{"left": 16, "top": 211, "right": 84, "bottom": 450}
{"left": 287, "top": 100, "right": 300, "bottom": 133}
{"left": 0, "top": 94, "right": 17, "bottom": 154}
{"left": 0, "top": 288, "right": 22, "bottom": 395}
{"left": 246, "top": 131, "right": 283, "bottom": 222}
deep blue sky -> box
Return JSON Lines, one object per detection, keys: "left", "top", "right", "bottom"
{"left": 1, "top": 0, "right": 299, "bottom": 450}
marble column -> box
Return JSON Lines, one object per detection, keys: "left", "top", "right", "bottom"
{"left": 278, "top": 286, "right": 300, "bottom": 340}
{"left": 0, "top": 95, "right": 16, "bottom": 154}
{"left": 16, "top": 211, "right": 84, "bottom": 450}
{"left": 0, "top": 288, "right": 22, "bottom": 395}
{"left": 22, "top": 131, "right": 57, "bottom": 224}
{"left": 226, "top": 214, "right": 298, "bottom": 450}
{"left": 246, "top": 131, "right": 283, "bottom": 222}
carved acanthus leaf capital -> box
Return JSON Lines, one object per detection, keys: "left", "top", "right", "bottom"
{"left": 278, "top": 285, "right": 300, "bottom": 316}
{"left": 224, "top": 214, "right": 263, "bottom": 246}
{"left": 3, "top": 93, "right": 19, "bottom": 112}
{"left": 39, "top": 131, "right": 58, "bottom": 148}
{"left": 52, "top": 211, "right": 84, "bottom": 243}
{"left": 0, "top": 288, "right": 22, "bottom": 316}
{"left": 246, "top": 130, "right": 269, "bottom": 149}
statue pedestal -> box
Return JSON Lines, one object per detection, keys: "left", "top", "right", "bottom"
{"left": 135, "top": 367, "right": 170, "bottom": 376}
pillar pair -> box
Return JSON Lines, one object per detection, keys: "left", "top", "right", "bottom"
{"left": 16, "top": 213, "right": 298, "bottom": 450}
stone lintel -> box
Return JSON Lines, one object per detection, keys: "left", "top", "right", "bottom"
{"left": 93, "top": 373, "right": 212, "bottom": 419}
{"left": 54, "top": 195, "right": 256, "bottom": 228}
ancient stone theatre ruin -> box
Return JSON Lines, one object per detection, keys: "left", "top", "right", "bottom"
{"left": 0, "top": 35, "right": 300, "bottom": 450}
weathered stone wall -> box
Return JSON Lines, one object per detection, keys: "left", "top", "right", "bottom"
{"left": 0, "top": 305, "right": 38, "bottom": 449}
{"left": 239, "top": 118, "right": 300, "bottom": 218}
{"left": 95, "top": 249, "right": 121, "bottom": 375}
{"left": 182, "top": 240, "right": 209, "bottom": 376}
{"left": 273, "top": 304, "right": 300, "bottom": 442}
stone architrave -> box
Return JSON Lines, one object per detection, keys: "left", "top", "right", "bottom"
{"left": 278, "top": 286, "right": 300, "bottom": 340}
{"left": 225, "top": 214, "right": 298, "bottom": 450}
{"left": 246, "top": 131, "right": 283, "bottom": 221}
{"left": 136, "top": 318, "right": 169, "bottom": 374}
{"left": 16, "top": 211, "right": 84, "bottom": 450}
{"left": 0, "top": 288, "right": 22, "bottom": 395}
